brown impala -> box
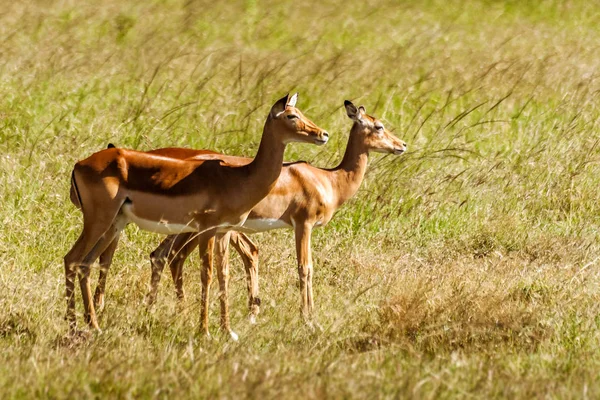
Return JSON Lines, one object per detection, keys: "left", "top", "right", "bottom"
{"left": 91, "top": 100, "right": 406, "bottom": 340}
{"left": 64, "top": 93, "right": 329, "bottom": 333}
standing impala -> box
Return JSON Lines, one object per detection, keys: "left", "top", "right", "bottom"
{"left": 64, "top": 93, "right": 329, "bottom": 333}
{"left": 93, "top": 100, "right": 406, "bottom": 339}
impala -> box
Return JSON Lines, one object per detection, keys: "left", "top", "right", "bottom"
{"left": 64, "top": 93, "right": 329, "bottom": 333}
{"left": 93, "top": 100, "right": 406, "bottom": 339}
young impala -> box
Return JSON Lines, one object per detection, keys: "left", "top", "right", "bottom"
{"left": 93, "top": 100, "right": 406, "bottom": 339}
{"left": 64, "top": 93, "right": 329, "bottom": 333}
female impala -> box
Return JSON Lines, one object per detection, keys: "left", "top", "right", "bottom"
{"left": 93, "top": 100, "right": 406, "bottom": 338}
{"left": 64, "top": 93, "right": 329, "bottom": 333}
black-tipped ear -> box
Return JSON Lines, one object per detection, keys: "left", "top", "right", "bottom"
{"left": 270, "top": 93, "right": 290, "bottom": 118}
{"left": 107, "top": 143, "right": 116, "bottom": 149}
{"left": 344, "top": 100, "right": 360, "bottom": 120}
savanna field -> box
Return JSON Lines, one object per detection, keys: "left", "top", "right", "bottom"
{"left": 1, "top": 0, "right": 600, "bottom": 398}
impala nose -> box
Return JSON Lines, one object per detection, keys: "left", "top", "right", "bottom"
{"left": 394, "top": 141, "right": 407, "bottom": 155}
{"left": 316, "top": 131, "right": 329, "bottom": 145}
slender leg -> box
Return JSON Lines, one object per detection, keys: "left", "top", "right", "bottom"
{"left": 64, "top": 234, "right": 85, "bottom": 332}
{"left": 93, "top": 235, "right": 120, "bottom": 312}
{"left": 64, "top": 212, "right": 126, "bottom": 333}
{"left": 147, "top": 235, "right": 175, "bottom": 306}
{"left": 199, "top": 232, "right": 216, "bottom": 336}
{"left": 79, "top": 215, "right": 127, "bottom": 330}
{"left": 294, "top": 222, "right": 314, "bottom": 320}
{"left": 170, "top": 233, "right": 200, "bottom": 301}
{"left": 147, "top": 233, "right": 198, "bottom": 306}
{"left": 229, "top": 232, "right": 260, "bottom": 323}
{"left": 214, "top": 231, "right": 238, "bottom": 340}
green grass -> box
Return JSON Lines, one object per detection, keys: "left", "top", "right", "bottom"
{"left": 2, "top": 0, "right": 600, "bottom": 397}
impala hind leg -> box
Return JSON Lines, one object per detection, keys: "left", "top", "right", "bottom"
{"left": 294, "top": 222, "right": 315, "bottom": 321}
{"left": 64, "top": 210, "right": 126, "bottom": 333}
{"left": 80, "top": 214, "right": 127, "bottom": 330}
{"left": 147, "top": 233, "right": 199, "bottom": 306}
{"left": 169, "top": 233, "right": 200, "bottom": 302}
{"left": 199, "top": 232, "right": 216, "bottom": 337}
{"left": 147, "top": 235, "right": 175, "bottom": 306}
{"left": 64, "top": 234, "right": 85, "bottom": 333}
{"left": 230, "top": 232, "right": 260, "bottom": 323}
{"left": 93, "top": 235, "right": 120, "bottom": 312}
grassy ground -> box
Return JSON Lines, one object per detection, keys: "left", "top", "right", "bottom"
{"left": 1, "top": 0, "right": 600, "bottom": 398}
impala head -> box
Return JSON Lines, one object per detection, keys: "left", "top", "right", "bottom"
{"left": 269, "top": 93, "right": 329, "bottom": 146}
{"left": 344, "top": 100, "right": 407, "bottom": 155}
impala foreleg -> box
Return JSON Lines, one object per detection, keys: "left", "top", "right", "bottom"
{"left": 199, "top": 232, "right": 216, "bottom": 336}
{"left": 294, "top": 222, "right": 314, "bottom": 320}
{"left": 229, "top": 231, "right": 260, "bottom": 323}
{"left": 214, "top": 231, "right": 237, "bottom": 340}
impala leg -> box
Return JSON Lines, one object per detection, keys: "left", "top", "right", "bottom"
{"left": 230, "top": 232, "right": 260, "bottom": 323}
{"left": 79, "top": 214, "right": 127, "bottom": 330}
{"left": 93, "top": 235, "right": 120, "bottom": 312}
{"left": 294, "top": 222, "right": 314, "bottom": 321}
{"left": 147, "top": 233, "right": 192, "bottom": 306}
{"left": 64, "top": 233, "right": 86, "bottom": 333}
{"left": 147, "top": 235, "right": 175, "bottom": 306}
{"left": 199, "top": 232, "right": 216, "bottom": 337}
{"left": 147, "top": 233, "right": 199, "bottom": 305}
{"left": 169, "top": 233, "right": 200, "bottom": 302}
{"left": 64, "top": 210, "right": 125, "bottom": 333}
{"left": 215, "top": 231, "right": 237, "bottom": 340}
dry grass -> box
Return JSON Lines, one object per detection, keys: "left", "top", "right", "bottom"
{"left": 1, "top": 0, "right": 600, "bottom": 398}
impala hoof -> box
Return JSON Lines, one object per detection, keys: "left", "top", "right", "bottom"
{"left": 93, "top": 294, "right": 105, "bottom": 312}
{"left": 200, "top": 329, "right": 211, "bottom": 340}
{"left": 145, "top": 293, "right": 156, "bottom": 308}
{"left": 306, "top": 320, "right": 323, "bottom": 333}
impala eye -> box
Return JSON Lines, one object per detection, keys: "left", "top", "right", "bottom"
{"left": 287, "top": 114, "right": 298, "bottom": 120}
{"left": 375, "top": 124, "right": 384, "bottom": 131}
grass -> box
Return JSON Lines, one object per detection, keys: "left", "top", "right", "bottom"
{"left": 1, "top": 0, "right": 600, "bottom": 397}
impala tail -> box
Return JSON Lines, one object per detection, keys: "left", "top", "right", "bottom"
{"left": 69, "top": 169, "right": 83, "bottom": 210}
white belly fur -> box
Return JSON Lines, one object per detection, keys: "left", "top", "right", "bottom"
{"left": 122, "top": 203, "right": 198, "bottom": 234}
{"left": 236, "top": 218, "right": 291, "bottom": 233}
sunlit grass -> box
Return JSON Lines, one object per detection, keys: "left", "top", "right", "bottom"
{"left": 1, "top": 0, "right": 600, "bottom": 398}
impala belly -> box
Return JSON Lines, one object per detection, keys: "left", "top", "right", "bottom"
{"left": 236, "top": 218, "right": 292, "bottom": 233}
{"left": 122, "top": 203, "right": 198, "bottom": 234}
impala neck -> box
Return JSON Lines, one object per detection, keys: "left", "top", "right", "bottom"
{"left": 246, "top": 118, "right": 286, "bottom": 197}
{"left": 331, "top": 125, "right": 369, "bottom": 206}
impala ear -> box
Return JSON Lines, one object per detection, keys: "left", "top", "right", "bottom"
{"left": 270, "top": 93, "right": 290, "bottom": 118}
{"left": 344, "top": 100, "right": 361, "bottom": 121}
{"left": 287, "top": 92, "right": 298, "bottom": 108}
